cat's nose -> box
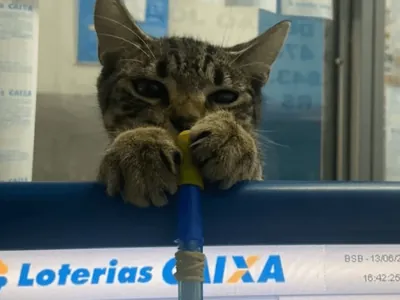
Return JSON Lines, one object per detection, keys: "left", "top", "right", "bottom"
{"left": 170, "top": 116, "right": 193, "bottom": 132}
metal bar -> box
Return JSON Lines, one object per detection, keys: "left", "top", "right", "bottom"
{"left": 371, "top": 0, "right": 386, "bottom": 181}
{"left": 3, "top": 182, "right": 400, "bottom": 250}
{"left": 320, "top": 0, "right": 339, "bottom": 180}
{"left": 349, "top": 0, "right": 375, "bottom": 180}
{"left": 335, "top": 0, "right": 352, "bottom": 180}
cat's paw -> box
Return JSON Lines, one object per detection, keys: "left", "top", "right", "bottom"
{"left": 97, "top": 127, "right": 181, "bottom": 207}
{"left": 190, "top": 111, "right": 262, "bottom": 189}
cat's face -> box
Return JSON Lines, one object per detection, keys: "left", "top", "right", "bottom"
{"left": 94, "top": 0, "right": 290, "bottom": 139}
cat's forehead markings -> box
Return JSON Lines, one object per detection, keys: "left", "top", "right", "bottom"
{"left": 122, "top": 37, "right": 243, "bottom": 88}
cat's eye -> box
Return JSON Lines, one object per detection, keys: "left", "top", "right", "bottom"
{"left": 207, "top": 90, "right": 239, "bottom": 105}
{"left": 133, "top": 78, "right": 167, "bottom": 99}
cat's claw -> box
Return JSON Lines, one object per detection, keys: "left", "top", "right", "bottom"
{"left": 190, "top": 110, "right": 262, "bottom": 189}
{"left": 98, "top": 127, "right": 180, "bottom": 207}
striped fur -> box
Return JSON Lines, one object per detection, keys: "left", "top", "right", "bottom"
{"left": 94, "top": 0, "right": 290, "bottom": 207}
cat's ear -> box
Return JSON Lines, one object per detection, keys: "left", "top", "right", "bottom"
{"left": 225, "top": 20, "right": 291, "bottom": 81}
{"left": 94, "top": 0, "right": 153, "bottom": 65}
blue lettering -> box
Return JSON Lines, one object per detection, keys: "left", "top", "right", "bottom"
{"left": 274, "top": 70, "right": 321, "bottom": 86}
{"left": 285, "top": 43, "right": 298, "bottom": 60}
{"left": 0, "top": 276, "right": 7, "bottom": 290}
{"left": 8, "top": 89, "right": 32, "bottom": 97}
{"left": 7, "top": 177, "right": 29, "bottom": 182}
{"left": 293, "top": 71, "right": 308, "bottom": 85}
{"left": 203, "top": 261, "right": 211, "bottom": 283}
{"left": 162, "top": 258, "right": 177, "bottom": 285}
{"left": 137, "top": 266, "right": 153, "bottom": 283}
{"left": 162, "top": 258, "right": 214, "bottom": 285}
{"left": 301, "top": 44, "right": 314, "bottom": 61}
{"left": 71, "top": 268, "right": 90, "bottom": 285}
{"left": 106, "top": 259, "right": 118, "bottom": 284}
{"left": 282, "top": 94, "right": 295, "bottom": 109}
{"left": 162, "top": 255, "right": 285, "bottom": 285}
{"left": 212, "top": 256, "right": 226, "bottom": 284}
{"left": 290, "top": 21, "right": 314, "bottom": 38}
{"left": 91, "top": 268, "right": 106, "bottom": 284}
{"left": 280, "top": 44, "right": 314, "bottom": 61}
{"left": 282, "top": 94, "right": 313, "bottom": 111}
{"left": 277, "top": 70, "right": 292, "bottom": 85}
{"left": 117, "top": 267, "right": 138, "bottom": 283}
{"left": 36, "top": 269, "right": 56, "bottom": 286}
{"left": 116, "top": 266, "right": 153, "bottom": 284}
{"left": 232, "top": 256, "right": 254, "bottom": 283}
{"left": 17, "top": 261, "right": 153, "bottom": 287}
{"left": 57, "top": 264, "right": 71, "bottom": 285}
{"left": 18, "top": 264, "right": 34, "bottom": 286}
{"left": 258, "top": 255, "right": 285, "bottom": 283}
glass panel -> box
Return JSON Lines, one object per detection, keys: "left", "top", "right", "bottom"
{"left": 260, "top": 10, "right": 332, "bottom": 180}
{"left": 385, "top": 0, "right": 400, "bottom": 180}
{"left": 0, "top": 0, "right": 334, "bottom": 182}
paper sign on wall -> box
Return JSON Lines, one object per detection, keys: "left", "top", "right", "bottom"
{"left": 77, "top": 0, "right": 168, "bottom": 64}
{"left": 201, "top": 0, "right": 332, "bottom": 19}
{"left": 169, "top": 0, "right": 259, "bottom": 46}
{"left": 224, "top": 0, "right": 277, "bottom": 13}
{"left": 281, "top": 0, "right": 333, "bottom": 20}
{"left": 199, "top": 0, "right": 277, "bottom": 12}
{"left": 260, "top": 11, "right": 324, "bottom": 119}
{"left": 0, "top": 1, "right": 39, "bottom": 182}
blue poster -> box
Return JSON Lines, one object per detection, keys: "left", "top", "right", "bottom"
{"left": 77, "top": 0, "right": 169, "bottom": 64}
{"left": 259, "top": 11, "right": 324, "bottom": 119}
{"left": 258, "top": 10, "right": 325, "bottom": 180}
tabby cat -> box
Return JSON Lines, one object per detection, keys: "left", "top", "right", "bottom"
{"left": 94, "top": 0, "right": 290, "bottom": 207}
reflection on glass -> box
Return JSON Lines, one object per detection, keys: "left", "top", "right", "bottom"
{"left": 385, "top": 0, "right": 400, "bottom": 180}
{"left": 27, "top": 0, "right": 334, "bottom": 182}
{"left": 261, "top": 12, "right": 331, "bottom": 180}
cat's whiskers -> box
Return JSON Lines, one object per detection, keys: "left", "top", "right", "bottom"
{"left": 242, "top": 73, "right": 265, "bottom": 83}
{"left": 220, "top": 6, "right": 234, "bottom": 47}
{"left": 119, "top": 58, "right": 145, "bottom": 64}
{"left": 257, "top": 139, "right": 287, "bottom": 155}
{"left": 97, "top": 33, "right": 150, "bottom": 58}
{"left": 237, "top": 61, "right": 267, "bottom": 69}
{"left": 94, "top": 15, "right": 156, "bottom": 59}
{"left": 254, "top": 131, "right": 289, "bottom": 149}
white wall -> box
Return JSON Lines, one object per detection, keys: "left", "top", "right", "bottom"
{"left": 37, "top": 0, "right": 100, "bottom": 95}
{"left": 37, "top": 0, "right": 259, "bottom": 95}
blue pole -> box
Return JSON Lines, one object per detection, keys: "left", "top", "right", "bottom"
{"left": 177, "top": 185, "right": 203, "bottom": 299}
{"left": 176, "top": 130, "right": 204, "bottom": 300}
